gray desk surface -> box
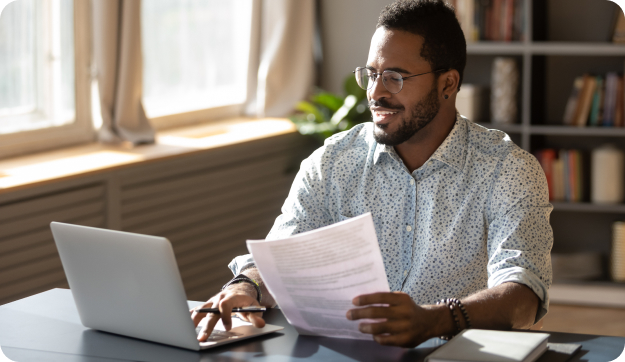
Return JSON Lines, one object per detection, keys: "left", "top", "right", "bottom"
{"left": 1, "top": 289, "right": 623, "bottom": 362}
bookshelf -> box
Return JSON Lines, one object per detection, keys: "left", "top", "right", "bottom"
{"left": 466, "top": 0, "right": 625, "bottom": 294}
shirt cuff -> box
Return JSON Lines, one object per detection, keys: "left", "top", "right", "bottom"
{"left": 488, "top": 267, "right": 550, "bottom": 323}
{"left": 228, "top": 254, "right": 256, "bottom": 276}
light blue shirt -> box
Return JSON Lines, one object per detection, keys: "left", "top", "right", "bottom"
{"left": 230, "top": 114, "right": 553, "bottom": 321}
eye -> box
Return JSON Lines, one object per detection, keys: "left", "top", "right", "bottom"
{"left": 385, "top": 72, "right": 402, "bottom": 83}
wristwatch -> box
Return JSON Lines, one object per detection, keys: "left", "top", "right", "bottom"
{"left": 222, "top": 274, "right": 262, "bottom": 304}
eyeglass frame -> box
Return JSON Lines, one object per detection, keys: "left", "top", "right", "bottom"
{"left": 353, "top": 67, "right": 449, "bottom": 94}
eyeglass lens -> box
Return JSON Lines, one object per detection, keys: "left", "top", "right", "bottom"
{"left": 355, "top": 68, "right": 404, "bottom": 94}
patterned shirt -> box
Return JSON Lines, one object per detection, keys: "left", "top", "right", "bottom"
{"left": 230, "top": 114, "right": 553, "bottom": 321}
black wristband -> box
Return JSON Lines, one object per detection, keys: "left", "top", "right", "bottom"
{"left": 222, "top": 274, "right": 262, "bottom": 304}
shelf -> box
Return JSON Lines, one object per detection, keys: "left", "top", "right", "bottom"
{"left": 529, "top": 125, "right": 625, "bottom": 137}
{"left": 530, "top": 42, "right": 625, "bottom": 56}
{"left": 466, "top": 41, "right": 625, "bottom": 56}
{"left": 467, "top": 42, "right": 526, "bottom": 55}
{"left": 476, "top": 122, "right": 524, "bottom": 134}
{"left": 552, "top": 202, "right": 625, "bottom": 213}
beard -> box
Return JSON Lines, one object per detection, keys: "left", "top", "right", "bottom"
{"left": 371, "top": 85, "right": 440, "bottom": 146}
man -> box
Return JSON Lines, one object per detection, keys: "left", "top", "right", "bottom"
{"left": 192, "top": 0, "right": 552, "bottom": 348}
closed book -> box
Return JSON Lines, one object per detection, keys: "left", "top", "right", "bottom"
{"left": 614, "top": 76, "right": 625, "bottom": 127}
{"left": 503, "top": 0, "right": 514, "bottom": 41}
{"left": 588, "top": 76, "right": 603, "bottom": 126}
{"left": 603, "top": 72, "right": 619, "bottom": 127}
{"left": 573, "top": 75, "right": 597, "bottom": 127}
{"left": 563, "top": 77, "right": 584, "bottom": 125}
{"left": 457, "top": 0, "right": 477, "bottom": 42}
{"left": 552, "top": 158, "right": 565, "bottom": 201}
{"left": 537, "top": 149, "right": 556, "bottom": 200}
{"left": 561, "top": 149, "right": 570, "bottom": 201}
{"left": 425, "top": 329, "right": 549, "bottom": 362}
{"left": 612, "top": 9, "right": 625, "bottom": 44}
{"left": 567, "top": 150, "right": 577, "bottom": 202}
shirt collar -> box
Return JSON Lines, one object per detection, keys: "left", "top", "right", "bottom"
{"left": 373, "top": 113, "right": 468, "bottom": 171}
{"left": 428, "top": 113, "right": 468, "bottom": 172}
{"left": 374, "top": 141, "right": 396, "bottom": 165}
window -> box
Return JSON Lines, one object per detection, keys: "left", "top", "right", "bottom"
{"left": 0, "top": 0, "right": 91, "bottom": 159}
{"left": 141, "top": 0, "right": 254, "bottom": 129}
{"left": 0, "top": 0, "right": 254, "bottom": 158}
{"left": 0, "top": 0, "right": 74, "bottom": 134}
{"left": 0, "top": 0, "right": 93, "bottom": 157}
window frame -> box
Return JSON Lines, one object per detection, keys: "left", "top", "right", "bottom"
{"left": 0, "top": 0, "right": 93, "bottom": 160}
{"left": 143, "top": 0, "right": 260, "bottom": 131}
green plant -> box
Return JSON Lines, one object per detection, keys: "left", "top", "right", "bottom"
{"left": 289, "top": 74, "right": 371, "bottom": 143}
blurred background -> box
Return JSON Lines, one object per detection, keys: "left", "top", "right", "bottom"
{"left": 1, "top": 0, "right": 624, "bottom": 337}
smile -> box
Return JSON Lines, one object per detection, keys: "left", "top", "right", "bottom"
{"left": 372, "top": 109, "right": 400, "bottom": 125}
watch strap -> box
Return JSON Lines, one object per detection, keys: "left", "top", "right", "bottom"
{"left": 222, "top": 274, "right": 262, "bottom": 304}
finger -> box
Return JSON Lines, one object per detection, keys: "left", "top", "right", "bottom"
{"left": 373, "top": 333, "right": 411, "bottom": 347}
{"left": 218, "top": 300, "right": 235, "bottom": 331}
{"left": 191, "top": 301, "right": 216, "bottom": 326}
{"left": 246, "top": 312, "right": 266, "bottom": 328}
{"left": 352, "top": 292, "right": 409, "bottom": 307}
{"left": 357, "top": 320, "right": 408, "bottom": 335}
{"left": 347, "top": 306, "right": 394, "bottom": 321}
{"left": 198, "top": 314, "right": 222, "bottom": 341}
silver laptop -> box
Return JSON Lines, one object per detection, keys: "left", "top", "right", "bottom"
{"left": 50, "top": 222, "right": 283, "bottom": 351}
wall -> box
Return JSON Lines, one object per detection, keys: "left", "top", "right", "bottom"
{"left": 319, "top": 0, "right": 393, "bottom": 94}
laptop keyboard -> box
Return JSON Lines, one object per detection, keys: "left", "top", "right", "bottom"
{"left": 195, "top": 326, "right": 243, "bottom": 341}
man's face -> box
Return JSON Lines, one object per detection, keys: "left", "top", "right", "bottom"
{"left": 367, "top": 27, "right": 441, "bottom": 146}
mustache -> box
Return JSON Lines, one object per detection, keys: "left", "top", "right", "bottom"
{"left": 368, "top": 99, "right": 403, "bottom": 111}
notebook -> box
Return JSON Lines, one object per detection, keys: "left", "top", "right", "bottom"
{"left": 50, "top": 222, "right": 283, "bottom": 351}
{"left": 425, "top": 329, "right": 549, "bottom": 362}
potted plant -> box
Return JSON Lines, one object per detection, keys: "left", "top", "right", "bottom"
{"left": 289, "top": 74, "right": 372, "bottom": 144}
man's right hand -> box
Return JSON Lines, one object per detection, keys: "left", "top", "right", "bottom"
{"left": 190, "top": 284, "right": 266, "bottom": 342}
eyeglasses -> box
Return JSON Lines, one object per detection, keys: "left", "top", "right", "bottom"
{"left": 353, "top": 67, "right": 447, "bottom": 94}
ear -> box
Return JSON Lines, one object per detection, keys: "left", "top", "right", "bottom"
{"left": 438, "top": 69, "right": 460, "bottom": 99}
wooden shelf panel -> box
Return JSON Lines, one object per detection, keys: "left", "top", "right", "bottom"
{"left": 552, "top": 202, "right": 625, "bottom": 213}
{"left": 529, "top": 125, "right": 625, "bottom": 136}
{"left": 467, "top": 41, "right": 625, "bottom": 56}
{"left": 467, "top": 42, "right": 526, "bottom": 55}
{"left": 475, "top": 123, "right": 524, "bottom": 134}
{"left": 531, "top": 42, "right": 625, "bottom": 56}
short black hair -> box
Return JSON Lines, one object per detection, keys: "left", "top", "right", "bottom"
{"left": 377, "top": 0, "right": 466, "bottom": 90}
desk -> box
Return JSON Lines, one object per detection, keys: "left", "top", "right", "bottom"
{"left": 1, "top": 289, "right": 623, "bottom": 362}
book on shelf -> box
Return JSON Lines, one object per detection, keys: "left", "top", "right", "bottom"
{"left": 535, "top": 149, "right": 583, "bottom": 202}
{"left": 563, "top": 77, "right": 583, "bottom": 126}
{"left": 573, "top": 75, "right": 597, "bottom": 127}
{"left": 612, "top": 7, "right": 625, "bottom": 44}
{"left": 449, "top": 0, "right": 524, "bottom": 42}
{"left": 617, "top": 75, "right": 625, "bottom": 127}
{"left": 563, "top": 72, "right": 625, "bottom": 127}
{"left": 588, "top": 76, "right": 604, "bottom": 126}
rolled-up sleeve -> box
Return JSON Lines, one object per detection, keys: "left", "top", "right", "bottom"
{"left": 486, "top": 150, "right": 553, "bottom": 322}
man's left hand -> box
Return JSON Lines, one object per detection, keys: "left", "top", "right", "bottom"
{"left": 346, "top": 292, "right": 438, "bottom": 348}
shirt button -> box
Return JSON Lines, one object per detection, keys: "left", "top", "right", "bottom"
{"left": 410, "top": 179, "right": 415, "bottom": 185}
{"left": 404, "top": 270, "right": 408, "bottom": 276}
{"left": 406, "top": 225, "right": 412, "bottom": 232}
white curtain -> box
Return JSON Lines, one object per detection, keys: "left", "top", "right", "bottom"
{"left": 92, "top": 0, "right": 155, "bottom": 145}
{"left": 91, "top": 0, "right": 314, "bottom": 139}
{"left": 248, "top": 0, "right": 316, "bottom": 118}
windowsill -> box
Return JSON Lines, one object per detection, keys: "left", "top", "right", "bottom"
{"left": 0, "top": 117, "right": 296, "bottom": 194}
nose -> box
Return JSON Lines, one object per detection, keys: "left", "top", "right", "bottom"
{"left": 368, "top": 73, "right": 392, "bottom": 102}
